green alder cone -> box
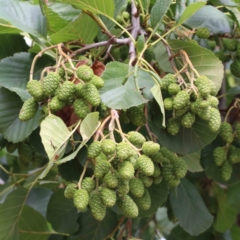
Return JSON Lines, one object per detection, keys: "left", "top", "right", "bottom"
{"left": 219, "top": 122, "right": 234, "bottom": 144}
{"left": 122, "top": 11, "right": 130, "bottom": 19}
{"left": 96, "top": 152, "right": 108, "bottom": 161}
{"left": 166, "top": 118, "right": 180, "bottom": 136}
{"left": 175, "top": 105, "right": 190, "bottom": 117}
{"left": 119, "top": 110, "right": 130, "bottom": 124}
{"left": 153, "top": 176, "right": 162, "bottom": 184}
{"left": 129, "top": 178, "right": 145, "bottom": 198}
{"left": 133, "top": 189, "right": 151, "bottom": 210}
{"left": 195, "top": 76, "right": 211, "bottom": 97}
{"left": 78, "top": 55, "right": 92, "bottom": 66}
{"left": 153, "top": 163, "right": 161, "bottom": 178}
{"left": 230, "top": 60, "right": 240, "bottom": 78}
{"left": 76, "top": 65, "right": 94, "bottom": 82}
{"left": 235, "top": 122, "right": 240, "bottom": 139}
{"left": 196, "top": 27, "right": 211, "bottom": 39}
{"left": 90, "top": 75, "right": 104, "bottom": 89}
{"left": 213, "top": 147, "right": 227, "bottom": 166}
{"left": 103, "top": 171, "right": 119, "bottom": 188}
{"left": 117, "top": 195, "right": 139, "bottom": 218}
{"left": 173, "top": 158, "right": 187, "bottom": 179}
{"left": 19, "top": 98, "right": 38, "bottom": 121}
{"left": 42, "top": 72, "right": 60, "bottom": 96}
{"left": 173, "top": 90, "right": 190, "bottom": 110}
{"left": 18, "top": 143, "right": 33, "bottom": 163}
{"left": 117, "top": 177, "right": 130, "bottom": 195}
{"left": 223, "top": 38, "right": 239, "bottom": 52}
{"left": 73, "top": 99, "right": 90, "bottom": 119}
{"left": 160, "top": 147, "right": 177, "bottom": 162}
{"left": 142, "top": 141, "right": 160, "bottom": 156}
{"left": 57, "top": 67, "right": 65, "bottom": 77}
{"left": 116, "top": 142, "right": 131, "bottom": 160}
{"left": 128, "top": 156, "right": 138, "bottom": 169}
{"left": 6, "top": 142, "right": 19, "bottom": 153}
{"left": 49, "top": 96, "right": 66, "bottom": 112}
{"left": 87, "top": 141, "right": 102, "bottom": 159}
{"left": 81, "top": 177, "right": 96, "bottom": 193}
{"left": 27, "top": 80, "right": 44, "bottom": 101}
{"left": 160, "top": 74, "right": 176, "bottom": 90}
{"left": 151, "top": 151, "right": 165, "bottom": 164}
{"left": 221, "top": 161, "right": 233, "bottom": 182}
{"left": 64, "top": 183, "right": 78, "bottom": 199}
{"left": 73, "top": 189, "right": 89, "bottom": 211}
{"left": 126, "top": 104, "right": 146, "bottom": 127}
{"left": 139, "top": 174, "right": 153, "bottom": 187}
{"left": 94, "top": 159, "right": 111, "bottom": 178}
{"left": 162, "top": 164, "right": 174, "bottom": 181}
{"left": 229, "top": 148, "right": 240, "bottom": 164}
{"left": 196, "top": 97, "right": 210, "bottom": 109}
{"left": 101, "top": 139, "right": 116, "bottom": 155}
{"left": 197, "top": 106, "right": 211, "bottom": 121}
{"left": 208, "top": 95, "right": 219, "bottom": 108}
{"left": 57, "top": 81, "right": 76, "bottom": 102}
{"left": 208, "top": 108, "right": 221, "bottom": 132}
{"left": 168, "top": 177, "right": 181, "bottom": 188}
{"left": 168, "top": 83, "right": 181, "bottom": 95}
{"left": 163, "top": 97, "right": 173, "bottom": 111}
{"left": 127, "top": 131, "right": 146, "bottom": 148}
{"left": 81, "top": 83, "right": 101, "bottom": 107}
{"left": 100, "top": 187, "right": 117, "bottom": 207}
{"left": 137, "top": 155, "right": 154, "bottom": 176}
{"left": 181, "top": 112, "right": 196, "bottom": 128}
{"left": 75, "top": 82, "right": 84, "bottom": 98}
{"left": 118, "top": 161, "right": 135, "bottom": 180}
{"left": 89, "top": 191, "right": 106, "bottom": 221}
{"left": 215, "top": 50, "right": 231, "bottom": 63}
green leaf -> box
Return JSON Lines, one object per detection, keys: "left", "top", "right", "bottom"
{"left": 62, "top": 0, "right": 115, "bottom": 17}
{"left": 46, "top": 189, "right": 78, "bottom": 234}
{"left": 227, "top": 7, "right": 240, "bottom": 28}
{"left": 138, "top": 181, "right": 169, "bottom": 217}
{"left": 177, "top": 2, "right": 206, "bottom": 26}
{"left": 0, "top": 19, "right": 21, "bottom": 34}
{"left": 230, "top": 224, "right": 240, "bottom": 240}
{"left": 0, "top": 88, "right": 41, "bottom": 143}
{"left": 0, "top": 0, "right": 47, "bottom": 38}
{"left": 136, "top": 34, "right": 145, "bottom": 54}
{"left": 184, "top": 5, "right": 233, "bottom": 34}
{"left": 100, "top": 62, "right": 154, "bottom": 109}
{"left": 0, "top": 187, "right": 28, "bottom": 240}
{"left": 19, "top": 205, "right": 51, "bottom": 240}
{"left": 70, "top": 209, "right": 119, "bottom": 240}
{"left": 0, "top": 52, "right": 54, "bottom": 101}
{"left": 153, "top": 41, "right": 174, "bottom": 73}
{"left": 211, "top": 0, "right": 239, "bottom": 6}
{"left": 183, "top": 151, "right": 203, "bottom": 172}
{"left": 150, "top": 0, "right": 172, "bottom": 31}
{"left": 50, "top": 13, "right": 99, "bottom": 44}
{"left": 56, "top": 112, "right": 100, "bottom": 165}
{"left": 0, "top": 35, "right": 28, "bottom": 60}
{"left": 170, "top": 178, "right": 213, "bottom": 236}
{"left": 168, "top": 40, "right": 224, "bottom": 92}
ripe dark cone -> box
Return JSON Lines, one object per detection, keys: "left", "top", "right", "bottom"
{"left": 117, "top": 195, "right": 139, "bottom": 218}
{"left": 89, "top": 191, "right": 106, "bottom": 221}
{"left": 142, "top": 141, "right": 160, "bottom": 156}
{"left": 87, "top": 141, "right": 102, "bottom": 159}
{"left": 137, "top": 155, "right": 154, "bottom": 176}
{"left": 81, "top": 177, "right": 96, "bottom": 193}
{"left": 129, "top": 178, "right": 144, "bottom": 198}
{"left": 57, "top": 81, "right": 76, "bottom": 102}
{"left": 161, "top": 74, "right": 176, "bottom": 90}
{"left": 73, "top": 189, "right": 89, "bottom": 211}
{"left": 64, "top": 183, "right": 77, "bottom": 199}
{"left": 76, "top": 65, "right": 94, "bottom": 82}
{"left": 118, "top": 161, "right": 135, "bottom": 180}
{"left": 133, "top": 189, "right": 151, "bottom": 210}
{"left": 27, "top": 80, "right": 44, "bottom": 101}
{"left": 90, "top": 75, "right": 104, "bottom": 89}
{"left": 19, "top": 98, "right": 38, "bottom": 121}
{"left": 49, "top": 96, "right": 65, "bottom": 112}
{"left": 103, "top": 171, "right": 118, "bottom": 188}
{"left": 126, "top": 105, "right": 146, "bottom": 127}
{"left": 81, "top": 83, "right": 101, "bottom": 107}
{"left": 100, "top": 187, "right": 116, "bottom": 207}
{"left": 213, "top": 147, "right": 227, "bottom": 166}
{"left": 73, "top": 99, "right": 90, "bottom": 119}
{"left": 42, "top": 72, "right": 60, "bottom": 96}
{"left": 101, "top": 139, "right": 116, "bottom": 155}
{"left": 127, "top": 131, "right": 146, "bottom": 148}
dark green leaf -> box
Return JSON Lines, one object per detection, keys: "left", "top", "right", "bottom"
{"left": 100, "top": 62, "right": 154, "bottom": 109}
{"left": 150, "top": 0, "right": 172, "bottom": 31}
{"left": 70, "top": 209, "right": 119, "bottom": 240}
{"left": 183, "top": 151, "right": 203, "bottom": 172}
{"left": 19, "top": 205, "right": 51, "bottom": 240}
{"left": 184, "top": 5, "right": 233, "bottom": 34}
{"left": 0, "top": 88, "right": 41, "bottom": 143}
{"left": 138, "top": 181, "right": 169, "bottom": 217}
{"left": 0, "top": 19, "right": 21, "bottom": 34}
{"left": 0, "top": 187, "right": 28, "bottom": 240}
{"left": 47, "top": 189, "right": 78, "bottom": 234}
{"left": 211, "top": 0, "right": 239, "bottom": 6}
{"left": 0, "top": 0, "right": 47, "bottom": 38}
{"left": 230, "top": 224, "right": 240, "bottom": 240}
{"left": 170, "top": 178, "right": 213, "bottom": 236}
{"left": 227, "top": 7, "right": 240, "bottom": 28}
